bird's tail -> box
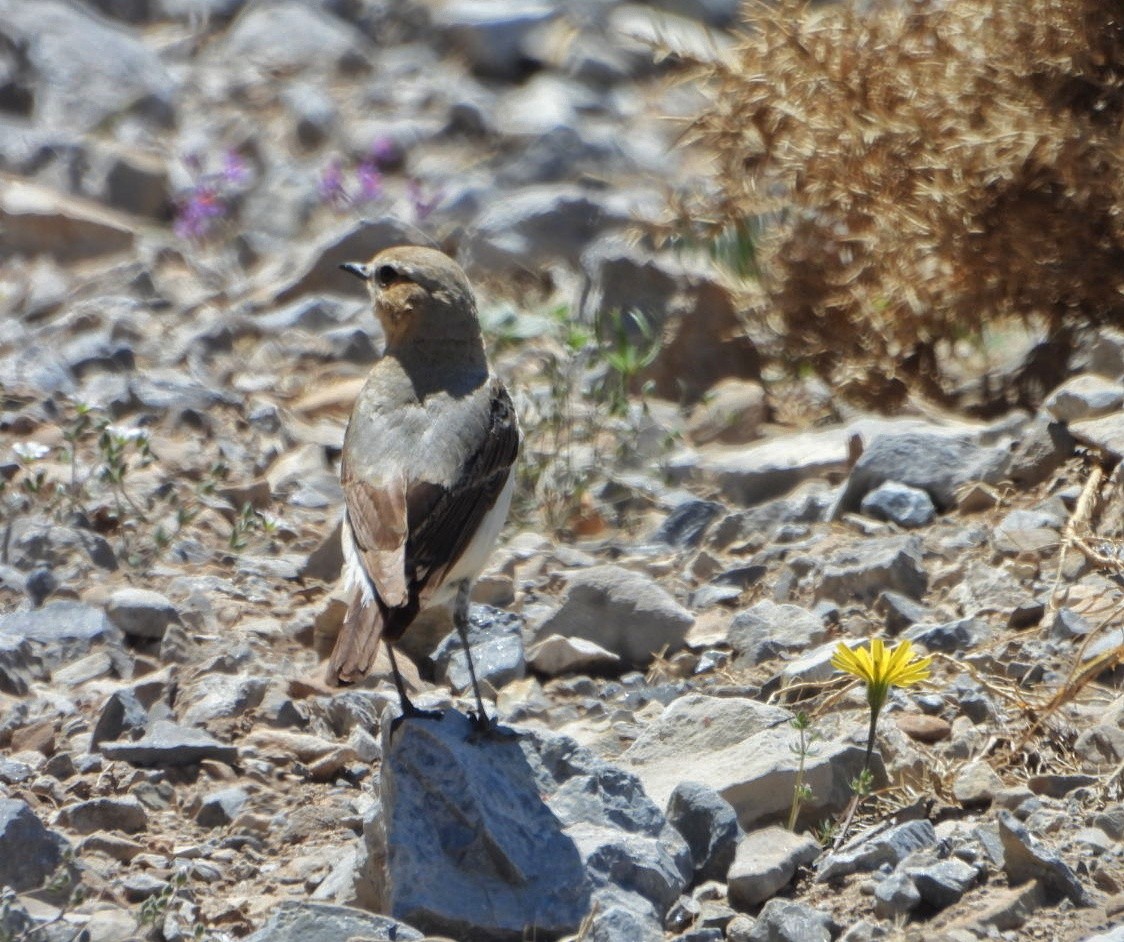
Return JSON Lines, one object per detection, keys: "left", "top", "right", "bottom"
{"left": 328, "top": 588, "right": 384, "bottom": 685}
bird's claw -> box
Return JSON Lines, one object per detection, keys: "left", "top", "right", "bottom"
{"left": 465, "top": 709, "right": 516, "bottom": 742}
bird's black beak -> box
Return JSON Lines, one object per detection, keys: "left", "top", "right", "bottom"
{"left": 340, "top": 262, "right": 371, "bottom": 281}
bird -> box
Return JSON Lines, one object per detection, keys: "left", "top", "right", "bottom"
{"left": 328, "top": 245, "right": 520, "bottom": 731}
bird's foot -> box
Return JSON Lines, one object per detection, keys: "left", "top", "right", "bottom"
{"left": 465, "top": 709, "right": 517, "bottom": 742}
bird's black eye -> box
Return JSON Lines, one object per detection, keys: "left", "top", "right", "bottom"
{"left": 374, "top": 264, "right": 400, "bottom": 288}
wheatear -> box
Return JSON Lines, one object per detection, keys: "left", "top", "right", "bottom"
{"left": 330, "top": 246, "right": 520, "bottom": 728}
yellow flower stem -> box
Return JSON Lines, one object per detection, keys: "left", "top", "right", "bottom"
{"left": 863, "top": 706, "right": 879, "bottom": 772}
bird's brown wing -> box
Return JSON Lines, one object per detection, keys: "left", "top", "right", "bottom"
{"left": 340, "top": 471, "right": 409, "bottom": 608}
{"left": 404, "top": 381, "right": 520, "bottom": 612}
{"left": 329, "top": 472, "right": 409, "bottom": 683}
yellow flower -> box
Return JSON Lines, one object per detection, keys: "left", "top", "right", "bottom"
{"left": 832, "top": 638, "right": 931, "bottom": 713}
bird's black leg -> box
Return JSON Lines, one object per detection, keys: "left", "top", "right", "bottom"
{"left": 454, "top": 582, "right": 493, "bottom": 731}
{"left": 386, "top": 641, "right": 442, "bottom": 733}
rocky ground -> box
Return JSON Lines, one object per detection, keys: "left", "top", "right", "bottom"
{"left": 2, "top": 1, "right": 1124, "bottom": 941}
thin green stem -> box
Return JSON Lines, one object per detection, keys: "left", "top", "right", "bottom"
{"left": 862, "top": 705, "right": 880, "bottom": 772}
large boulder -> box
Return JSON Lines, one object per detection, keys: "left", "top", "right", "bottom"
{"left": 578, "top": 240, "right": 760, "bottom": 404}
{"left": 368, "top": 709, "right": 691, "bottom": 940}
{"left": 0, "top": 0, "right": 176, "bottom": 131}
{"left": 531, "top": 565, "right": 694, "bottom": 668}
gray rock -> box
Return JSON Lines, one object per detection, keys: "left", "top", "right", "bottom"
{"left": 582, "top": 888, "right": 664, "bottom": 942}
{"left": 997, "top": 810, "right": 1090, "bottom": 905}
{"left": 433, "top": 605, "right": 526, "bottom": 696}
{"left": 1044, "top": 374, "right": 1124, "bottom": 422}
{"left": 726, "top": 914, "right": 757, "bottom": 942}
{"left": 57, "top": 795, "right": 147, "bottom": 834}
{"left": 904, "top": 617, "right": 986, "bottom": 653}
{"left": 157, "top": 0, "right": 245, "bottom": 20}
{"left": 526, "top": 634, "right": 621, "bottom": 676}
{"left": 372, "top": 708, "right": 690, "bottom": 938}
{"left": 1052, "top": 607, "right": 1093, "bottom": 640}
{"left": 1007, "top": 416, "right": 1076, "bottom": 486}
{"left": 219, "top": 1, "right": 371, "bottom": 74}
{"left": 131, "top": 368, "right": 235, "bottom": 413}
{"left": 744, "top": 899, "right": 836, "bottom": 942}
{"left": 0, "top": 799, "right": 70, "bottom": 891}
{"left": 624, "top": 696, "right": 871, "bottom": 828}
{"left": 82, "top": 0, "right": 152, "bottom": 23}
{"left": 0, "top": 0, "right": 176, "bottom": 131}
{"left": 860, "top": 481, "right": 936, "bottom": 528}
{"left": 0, "top": 633, "right": 45, "bottom": 695}
{"left": 196, "top": 786, "right": 249, "bottom": 828}
{"left": 873, "top": 871, "right": 920, "bottom": 919}
{"left": 708, "top": 485, "right": 833, "bottom": 551}
{"left": 380, "top": 714, "right": 577, "bottom": 931}
{"left": 180, "top": 674, "right": 270, "bottom": 726}
{"left": 432, "top": 1, "right": 558, "bottom": 78}
{"left": 0, "top": 897, "right": 34, "bottom": 941}
{"left": 283, "top": 82, "right": 337, "bottom": 148}
{"left": 672, "top": 929, "right": 723, "bottom": 942}
{"left": 99, "top": 719, "right": 237, "bottom": 766}
{"left": 105, "top": 587, "right": 180, "bottom": 640}
{"left": 728, "top": 602, "right": 826, "bottom": 666}
{"left": 727, "top": 826, "right": 820, "bottom": 910}
{"left": 875, "top": 591, "right": 930, "bottom": 633}
{"left": 462, "top": 186, "right": 630, "bottom": 275}
{"left": 817, "top": 536, "right": 928, "bottom": 603}
{"left": 650, "top": 0, "right": 741, "bottom": 25}
{"left": 90, "top": 688, "right": 149, "bottom": 751}
{"left": 837, "top": 922, "right": 890, "bottom": 942}
{"left": 275, "top": 216, "right": 434, "bottom": 304}
{"left": 682, "top": 427, "right": 850, "bottom": 508}
{"left": 654, "top": 500, "right": 725, "bottom": 549}
{"left": 816, "top": 820, "right": 938, "bottom": 882}
{"left": 244, "top": 901, "right": 422, "bottom": 942}
{"left": 835, "top": 431, "right": 1009, "bottom": 513}
{"left": 1080, "top": 927, "right": 1124, "bottom": 942}
{"left": 0, "top": 601, "right": 125, "bottom": 673}
{"left": 534, "top": 565, "right": 694, "bottom": 667}
{"left": 685, "top": 379, "right": 767, "bottom": 445}
{"left": 952, "top": 760, "right": 1004, "bottom": 806}
{"left": 666, "top": 781, "right": 741, "bottom": 883}
{"left": 1069, "top": 411, "right": 1124, "bottom": 460}
{"left": 81, "top": 143, "right": 170, "bottom": 219}
{"left": 0, "top": 758, "right": 33, "bottom": 784}
{"left": 908, "top": 858, "right": 979, "bottom": 909}
{"left": 993, "top": 507, "right": 1062, "bottom": 556}
{"left": 1093, "top": 804, "right": 1124, "bottom": 841}
{"left": 577, "top": 241, "right": 760, "bottom": 404}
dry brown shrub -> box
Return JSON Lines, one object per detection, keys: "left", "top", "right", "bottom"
{"left": 676, "top": 0, "right": 1124, "bottom": 409}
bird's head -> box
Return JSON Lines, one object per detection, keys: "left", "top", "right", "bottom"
{"left": 340, "top": 246, "right": 478, "bottom": 347}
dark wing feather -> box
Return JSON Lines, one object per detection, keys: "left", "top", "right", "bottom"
{"left": 402, "top": 380, "right": 520, "bottom": 619}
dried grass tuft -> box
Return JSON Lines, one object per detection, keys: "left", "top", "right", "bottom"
{"left": 675, "top": 0, "right": 1124, "bottom": 408}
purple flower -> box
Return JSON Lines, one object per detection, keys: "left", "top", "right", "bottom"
{"left": 221, "top": 150, "right": 249, "bottom": 186}
{"left": 369, "top": 135, "right": 399, "bottom": 168}
{"left": 407, "top": 179, "right": 443, "bottom": 221}
{"left": 355, "top": 160, "right": 384, "bottom": 203}
{"left": 318, "top": 158, "right": 349, "bottom": 208}
{"left": 173, "top": 185, "right": 227, "bottom": 240}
